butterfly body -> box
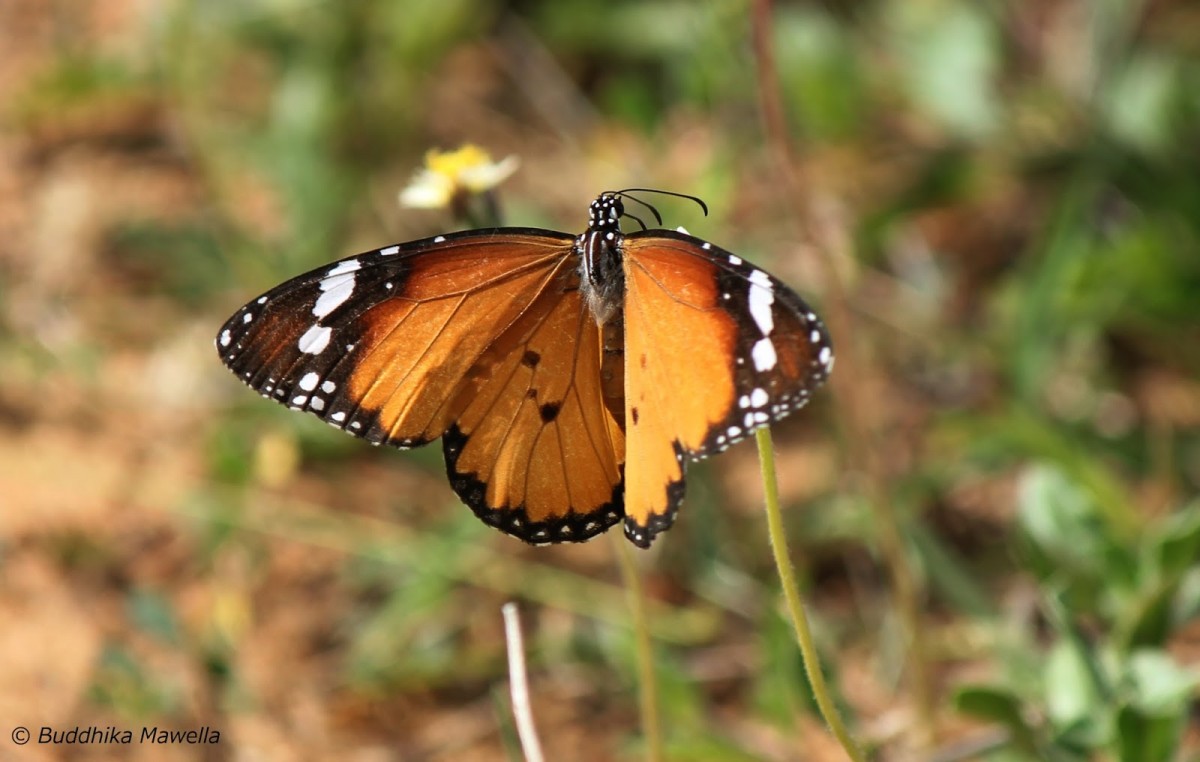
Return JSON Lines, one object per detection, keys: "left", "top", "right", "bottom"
{"left": 217, "top": 192, "right": 832, "bottom": 547}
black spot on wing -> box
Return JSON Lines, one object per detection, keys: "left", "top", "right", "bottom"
{"left": 539, "top": 402, "right": 561, "bottom": 423}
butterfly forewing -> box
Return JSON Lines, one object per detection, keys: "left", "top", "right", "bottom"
{"left": 619, "top": 231, "right": 833, "bottom": 546}
{"left": 217, "top": 230, "right": 575, "bottom": 448}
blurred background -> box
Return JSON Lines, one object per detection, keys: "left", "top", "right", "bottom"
{"left": 2, "top": 0, "right": 1198, "bottom": 760}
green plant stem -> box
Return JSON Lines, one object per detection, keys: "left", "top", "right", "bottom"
{"left": 613, "top": 535, "right": 663, "bottom": 762}
{"left": 757, "top": 428, "right": 865, "bottom": 762}
{"left": 749, "top": 0, "right": 935, "bottom": 745}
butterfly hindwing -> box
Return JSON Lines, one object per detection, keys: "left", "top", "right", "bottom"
{"left": 620, "top": 231, "right": 833, "bottom": 546}
{"left": 443, "top": 264, "right": 626, "bottom": 543}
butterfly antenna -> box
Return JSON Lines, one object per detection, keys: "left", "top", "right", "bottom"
{"left": 614, "top": 187, "right": 709, "bottom": 217}
{"left": 622, "top": 211, "right": 650, "bottom": 231}
{"left": 613, "top": 194, "right": 663, "bottom": 227}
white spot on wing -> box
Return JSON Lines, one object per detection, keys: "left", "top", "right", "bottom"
{"left": 243, "top": 312, "right": 253, "bottom": 324}
{"left": 433, "top": 236, "right": 446, "bottom": 243}
{"left": 326, "top": 259, "right": 361, "bottom": 276}
{"left": 747, "top": 270, "right": 775, "bottom": 336}
{"left": 728, "top": 255, "right": 742, "bottom": 265}
{"left": 752, "top": 337, "right": 777, "bottom": 371}
{"left": 321, "top": 380, "right": 336, "bottom": 394}
{"left": 750, "top": 388, "right": 769, "bottom": 408}
{"left": 819, "top": 346, "right": 833, "bottom": 366}
{"left": 298, "top": 325, "right": 332, "bottom": 354}
{"left": 313, "top": 270, "right": 356, "bottom": 318}
{"left": 380, "top": 245, "right": 400, "bottom": 256}
{"left": 310, "top": 396, "right": 325, "bottom": 411}
{"left": 219, "top": 329, "right": 231, "bottom": 347}
{"left": 331, "top": 411, "right": 346, "bottom": 422}
{"left": 299, "top": 372, "right": 320, "bottom": 391}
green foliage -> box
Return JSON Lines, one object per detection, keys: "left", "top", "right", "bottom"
{"left": 88, "top": 644, "right": 181, "bottom": 718}
{"left": 955, "top": 467, "right": 1200, "bottom": 761}
{"left": 341, "top": 516, "right": 485, "bottom": 688}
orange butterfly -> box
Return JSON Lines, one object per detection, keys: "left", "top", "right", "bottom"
{"left": 216, "top": 191, "right": 833, "bottom": 546}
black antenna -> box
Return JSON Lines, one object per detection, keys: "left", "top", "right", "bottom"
{"left": 621, "top": 211, "right": 650, "bottom": 231}
{"left": 613, "top": 187, "right": 709, "bottom": 217}
{"left": 614, "top": 194, "right": 663, "bottom": 226}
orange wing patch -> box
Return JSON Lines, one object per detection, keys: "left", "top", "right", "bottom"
{"left": 622, "top": 242, "right": 738, "bottom": 546}
{"left": 443, "top": 265, "right": 626, "bottom": 544}
{"left": 344, "top": 244, "right": 568, "bottom": 446}
{"left": 220, "top": 233, "right": 581, "bottom": 453}
{"left": 620, "top": 233, "right": 833, "bottom": 546}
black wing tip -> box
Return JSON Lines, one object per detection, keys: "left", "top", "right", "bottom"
{"left": 442, "top": 425, "right": 625, "bottom": 545}
{"left": 216, "top": 338, "right": 437, "bottom": 451}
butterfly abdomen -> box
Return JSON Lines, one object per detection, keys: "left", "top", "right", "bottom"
{"left": 599, "top": 313, "right": 625, "bottom": 429}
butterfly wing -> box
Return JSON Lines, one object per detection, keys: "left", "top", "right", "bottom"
{"left": 218, "top": 230, "right": 576, "bottom": 446}
{"left": 443, "top": 272, "right": 626, "bottom": 543}
{"left": 217, "top": 229, "right": 626, "bottom": 543}
{"left": 620, "top": 231, "right": 834, "bottom": 547}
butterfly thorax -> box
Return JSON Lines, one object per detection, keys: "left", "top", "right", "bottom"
{"left": 578, "top": 194, "right": 626, "bottom": 327}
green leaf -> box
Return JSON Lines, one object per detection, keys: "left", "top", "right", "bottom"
{"left": 1102, "top": 53, "right": 1179, "bottom": 156}
{"left": 908, "top": 522, "right": 995, "bottom": 617}
{"left": 1152, "top": 504, "right": 1200, "bottom": 580}
{"left": 1115, "top": 705, "right": 1183, "bottom": 762}
{"left": 954, "top": 685, "right": 1038, "bottom": 752}
{"left": 887, "top": 1, "right": 1000, "bottom": 137}
{"left": 1018, "top": 466, "right": 1108, "bottom": 581}
{"left": 1053, "top": 715, "right": 1109, "bottom": 754}
{"left": 1124, "top": 504, "right": 1200, "bottom": 647}
{"left": 1125, "top": 650, "right": 1199, "bottom": 715}
{"left": 1044, "top": 639, "right": 1109, "bottom": 746}
{"left": 1122, "top": 582, "right": 1178, "bottom": 649}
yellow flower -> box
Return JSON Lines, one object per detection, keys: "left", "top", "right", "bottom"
{"left": 399, "top": 145, "right": 519, "bottom": 209}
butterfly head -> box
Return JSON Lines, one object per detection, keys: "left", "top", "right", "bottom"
{"left": 588, "top": 193, "right": 625, "bottom": 233}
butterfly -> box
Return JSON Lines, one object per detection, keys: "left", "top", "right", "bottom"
{"left": 216, "top": 190, "right": 833, "bottom": 547}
